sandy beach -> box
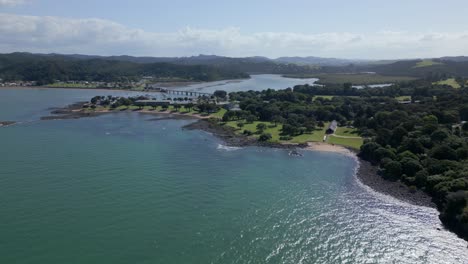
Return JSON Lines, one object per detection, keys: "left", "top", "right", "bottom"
{"left": 304, "top": 142, "right": 356, "bottom": 157}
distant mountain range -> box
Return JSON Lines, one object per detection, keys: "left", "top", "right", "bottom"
{"left": 2, "top": 52, "right": 468, "bottom": 84}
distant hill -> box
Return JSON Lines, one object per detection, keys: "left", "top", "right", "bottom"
{"left": 439, "top": 56, "right": 468, "bottom": 62}
{"left": 2, "top": 52, "right": 468, "bottom": 84}
{"left": 37, "top": 53, "right": 317, "bottom": 75}
{"left": 274, "top": 56, "right": 370, "bottom": 66}
{"left": 0, "top": 53, "right": 250, "bottom": 84}
{"left": 366, "top": 59, "right": 468, "bottom": 78}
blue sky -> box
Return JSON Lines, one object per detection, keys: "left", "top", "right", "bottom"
{"left": 1, "top": 0, "right": 468, "bottom": 58}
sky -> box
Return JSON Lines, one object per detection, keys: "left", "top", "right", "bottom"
{"left": 1, "top": 0, "right": 468, "bottom": 59}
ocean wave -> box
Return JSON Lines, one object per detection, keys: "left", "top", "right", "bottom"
{"left": 217, "top": 144, "right": 242, "bottom": 151}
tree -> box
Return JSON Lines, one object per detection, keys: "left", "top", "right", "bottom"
{"left": 246, "top": 115, "right": 256, "bottom": 124}
{"left": 214, "top": 90, "right": 227, "bottom": 99}
{"left": 462, "top": 122, "right": 468, "bottom": 132}
{"left": 383, "top": 161, "right": 402, "bottom": 180}
{"left": 259, "top": 133, "right": 272, "bottom": 142}
{"left": 272, "top": 115, "right": 284, "bottom": 127}
{"left": 236, "top": 121, "right": 244, "bottom": 129}
{"left": 431, "top": 130, "right": 449, "bottom": 142}
{"left": 256, "top": 123, "right": 267, "bottom": 133}
{"left": 185, "top": 103, "right": 194, "bottom": 112}
{"left": 430, "top": 145, "right": 458, "bottom": 160}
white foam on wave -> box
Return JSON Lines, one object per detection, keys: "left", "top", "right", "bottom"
{"left": 217, "top": 144, "right": 242, "bottom": 151}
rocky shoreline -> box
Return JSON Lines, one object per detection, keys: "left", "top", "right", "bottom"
{"left": 184, "top": 119, "right": 305, "bottom": 149}
{"left": 186, "top": 118, "right": 436, "bottom": 208}
{"left": 41, "top": 102, "right": 107, "bottom": 120}
{"left": 357, "top": 159, "right": 435, "bottom": 208}
{"left": 40, "top": 104, "right": 435, "bottom": 208}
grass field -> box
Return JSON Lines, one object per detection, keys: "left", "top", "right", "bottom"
{"left": 311, "top": 73, "right": 416, "bottom": 85}
{"left": 313, "top": 95, "right": 334, "bottom": 101}
{"left": 395, "top": 95, "right": 411, "bottom": 101}
{"left": 433, "top": 78, "right": 461, "bottom": 89}
{"left": 328, "top": 135, "right": 363, "bottom": 149}
{"left": 334, "top": 126, "right": 360, "bottom": 137}
{"left": 413, "top": 60, "right": 444, "bottom": 68}
{"left": 224, "top": 120, "right": 363, "bottom": 149}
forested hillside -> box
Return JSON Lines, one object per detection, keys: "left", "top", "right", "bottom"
{"left": 0, "top": 53, "right": 249, "bottom": 84}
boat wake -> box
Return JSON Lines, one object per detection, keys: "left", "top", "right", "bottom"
{"left": 217, "top": 144, "right": 242, "bottom": 151}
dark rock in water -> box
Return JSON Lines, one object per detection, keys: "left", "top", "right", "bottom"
{"left": 289, "top": 150, "right": 303, "bottom": 157}
{"left": 0, "top": 121, "right": 16, "bottom": 127}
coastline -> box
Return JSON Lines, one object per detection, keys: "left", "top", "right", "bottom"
{"left": 39, "top": 105, "right": 435, "bottom": 208}
{"left": 0, "top": 77, "right": 248, "bottom": 93}
{"left": 185, "top": 119, "right": 436, "bottom": 208}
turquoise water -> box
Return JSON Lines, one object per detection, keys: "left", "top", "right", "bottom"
{"left": 1, "top": 80, "right": 468, "bottom": 263}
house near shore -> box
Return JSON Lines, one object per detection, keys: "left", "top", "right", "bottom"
{"left": 326, "top": 120, "right": 338, "bottom": 134}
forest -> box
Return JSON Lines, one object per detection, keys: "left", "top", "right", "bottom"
{"left": 0, "top": 53, "right": 249, "bottom": 84}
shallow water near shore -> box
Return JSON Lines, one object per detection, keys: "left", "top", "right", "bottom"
{"left": 1, "top": 113, "right": 467, "bottom": 263}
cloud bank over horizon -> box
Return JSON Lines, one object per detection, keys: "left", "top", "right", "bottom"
{"left": 1, "top": 13, "right": 468, "bottom": 59}
{"left": 0, "top": 0, "right": 28, "bottom": 6}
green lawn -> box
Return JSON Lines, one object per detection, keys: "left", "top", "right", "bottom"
{"left": 433, "top": 78, "right": 461, "bottom": 89}
{"left": 313, "top": 95, "right": 334, "bottom": 101}
{"left": 413, "top": 60, "right": 444, "bottom": 68}
{"left": 225, "top": 121, "right": 283, "bottom": 141}
{"left": 334, "top": 126, "right": 360, "bottom": 137}
{"left": 287, "top": 126, "right": 328, "bottom": 143}
{"left": 328, "top": 135, "right": 363, "bottom": 150}
{"left": 225, "top": 121, "right": 330, "bottom": 143}
{"left": 395, "top": 95, "right": 411, "bottom": 101}
{"left": 210, "top": 108, "right": 227, "bottom": 119}
{"left": 224, "top": 120, "right": 363, "bottom": 149}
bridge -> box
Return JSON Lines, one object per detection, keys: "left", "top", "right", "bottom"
{"left": 164, "top": 89, "right": 212, "bottom": 98}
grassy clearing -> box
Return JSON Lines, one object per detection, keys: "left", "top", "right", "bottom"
{"left": 312, "top": 73, "right": 416, "bottom": 85}
{"left": 433, "top": 78, "right": 461, "bottom": 89}
{"left": 334, "top": 126, "right": 360, "bottom": 137}
{"left": 225, "top": 121, "right": 283, "bottom": 141}
{"left": 224, "top": 120, "right": 363, "bottom": 148}
{"left": 328, "top": 136, "right": 363, "bottom": 150}
{"left": 211, "top": 108, "right": 227, "bottom": 119}
{"left": 313, "top": 95, "right": 334, "bottom": 101}
{"left": 395, "top": 95, "right": 411, "bottom": 101}
{"left": 413, "top": 60, "right": 444, "bottom": 68}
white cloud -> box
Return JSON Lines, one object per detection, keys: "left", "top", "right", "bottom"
{"left": 0, "top": 0, "right": 28, "bottom": 6}
{"left": 1, "top": 13, "right": 468, "bottom": 59}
